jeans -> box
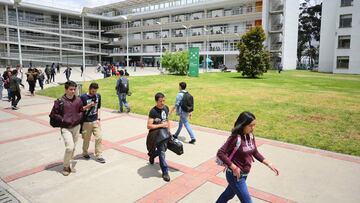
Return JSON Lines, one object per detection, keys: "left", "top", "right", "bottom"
{"left": 151, "top": 140, "right": 168, "bottom": 174}
{"left": 118, "top": 93, "right": 129, "bottom": 112}
{"left": 11, "top": 90, "right": 21, "bottom": 107}
{"left": 174, "top": 112, "right": 196, "bottom": 140}
{"left": 0, "top": 86, "right": 3, "bottom": 100}
{"left": 216, "top": 169, "right": 252, "bottom": 203}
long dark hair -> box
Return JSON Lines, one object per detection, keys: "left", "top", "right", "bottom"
{"left": 231, "top": 111, "right": 256, "bottom": 136}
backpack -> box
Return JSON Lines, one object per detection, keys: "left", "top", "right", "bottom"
{"left": 49, "top": 98, "right": 65, "bottom": 128}
{"left": 216, "top": 135, "right": 241, "bottom": 168}
{"left": 181, "top": 92, "right": 194, "bottom": 113}
{"left": 116, "top": 78, "right": 129, "bottom": 93}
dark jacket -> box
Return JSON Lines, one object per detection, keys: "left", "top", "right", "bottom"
{"left": 9, "top": 76, "right": 21, "bottom": 92}
{"left": 50, "top": 95, "right": 83, "bottom": 128}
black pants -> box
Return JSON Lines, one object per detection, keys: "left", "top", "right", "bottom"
{"left": 28, "top": 81, "right": 36, "bottom": 94}
{"left": 11, "top": 90, "right": 21, "bottom": 107}
{"left": 50, "top": 74, "right": 55, "bottom": 82}
{"left": 38, "top": 79, "right": 44, "bottom": 89}
{"left": 46, "top": 74, "right": 50, "bottom": 84}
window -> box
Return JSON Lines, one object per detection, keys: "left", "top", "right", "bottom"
{"left": 339, "top": 14, "right": 352, "bottom": 28}
{"left": 341, "top": 0, "right": 353, "bottom": 7}
{"left": 338, "top": 35, "right": 351, "bottom": 48}
{"left": 337, "top": 56, "right": 350, "bottom": 69}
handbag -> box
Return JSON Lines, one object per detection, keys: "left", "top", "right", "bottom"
{"left": 168, "top": 137, "right": 184, "bottom": 155}
{"left": 155, "top": 128, "right": 171, "bottom": 144}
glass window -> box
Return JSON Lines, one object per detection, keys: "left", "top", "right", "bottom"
{"left": 337, "top": 56, "right": 350, "bottom": 69}
{"left": 338, "top": 35, "right": 351, "bottom": 48}
{"left": 341, "top": 0, "right": 353, "bottom": 7}
{"left": 339, "top": 14, "right": 352, "bottom": 28}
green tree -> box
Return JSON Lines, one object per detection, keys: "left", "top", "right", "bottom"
{"left": 161, "top": 51, "right": 189, "bottom": 75}
{"left": 298, "top": 1, "right": 322, "bottom": 68}
{"left": 236, "top": 26, "right": 270, "bottom": 78}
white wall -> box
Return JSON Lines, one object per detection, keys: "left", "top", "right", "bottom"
{"left": 282, "top": 0, "right": 299, "bottom": 70}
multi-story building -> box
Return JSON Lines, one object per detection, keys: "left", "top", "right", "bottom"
{"left": 319, "top": 0, "right": 360, "bottom": 74}
{"left": 0, "top": 0, "right": 299, "bottom": 70}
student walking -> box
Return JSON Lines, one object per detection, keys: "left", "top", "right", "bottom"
{"left": 26, "top": 68, "right": 38, "bottom": 96}
{"left": 80, "top": 83, "right": 106, "bottom": 164}
{"left": 50, "top": 64, "right": 56, "bottom": 82}
{"left": 146, "top": 92, "right": 171, "bottom": 182}
{"left": 170, "top": 82, "right": 196, "bottom": 144}
{"left": 115, "top": 70, "right": 130, "bottom": 113}
{"left": 80, "top": 65, "right": 84, "bottom": 77}
{"left": 37, "top": 69, "right": 45, "bottom": 90}
{"left": 56, "top": 63, "right": 60, "bottom": 73}
{"left": 3, "top": 67, "right": 12, "bottom": 101}
{"left": 216, "top": 112, "right": 279, "bottom": 203}
{"left": 9, "top": 70, "right": 22, "bottom": 110}
{"left": 49, "top": 81, "right": 84, "bottom": 176}
{"left": 64, "top": 67, "right": 72, "bottom": 81}
{"left": 45, "top": 65, "right": 51, "bottom": 84}
{"left": 0, "top": 72, "right": 4, "bottom": 101}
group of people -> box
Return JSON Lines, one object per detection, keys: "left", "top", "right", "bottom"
{"left": 1, "top": 65, "right": 25, "bottom": 109}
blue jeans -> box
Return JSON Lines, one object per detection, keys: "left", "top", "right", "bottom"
{"left": 118, "top": 93, "right": 129, "bottom": 112}
{"left": 216, "top": 169, "right": 252, "bottom": 203}
{"left": 152, "top": 140, "right": 168, "bottom": 174}
{"left": 0, "top": 86, "right": 3, "bottom": 100}
{"left": 174, "top": 112, "right": 196, "bottom": 140}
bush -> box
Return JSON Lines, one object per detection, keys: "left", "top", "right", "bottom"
{"left": 161, "top": 51, "right": 189, "bottom": 75}
{"left": 236, "top": 26, "right": 271, "bottom": 78}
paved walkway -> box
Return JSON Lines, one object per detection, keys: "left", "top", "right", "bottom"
{"left": 0, "top": 78, "right": 360, "bottom": 203}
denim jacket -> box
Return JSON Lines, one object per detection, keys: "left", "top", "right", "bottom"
{"left": 175, "top": 90, "right": 187, "bottom": 115}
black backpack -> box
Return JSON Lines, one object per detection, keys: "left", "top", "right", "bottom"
{"left": 181, "top": 92, "right": 194, "bottom": 113}
{"left": 49, "top": 98, "right": 64, "bottom": 128}
{"left": 116, "top": 78, "right": 129, "bottom": 93}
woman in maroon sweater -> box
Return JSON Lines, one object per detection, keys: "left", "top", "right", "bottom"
{"left": 216, "top": 112, "right": 279, "bottom": 203}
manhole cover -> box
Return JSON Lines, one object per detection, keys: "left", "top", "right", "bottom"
{"left": 0, "top": 186, "right": 19, "bottom": 203}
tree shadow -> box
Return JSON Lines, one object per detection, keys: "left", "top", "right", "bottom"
{"left": 137, "top": 163, "right": 178, "bottom": 179}
{"left": 230, "top": 76, "right": 265, "bottom": 80}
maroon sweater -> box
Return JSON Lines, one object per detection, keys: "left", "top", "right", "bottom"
{"left": 217, "top": 134, "right": 265, "bottom": 174}
{"left": 50, "top": 95, "right": 83, "bottom": 128}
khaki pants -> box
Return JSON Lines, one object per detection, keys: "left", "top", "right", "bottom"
{"left": 82, "top": 122, "right": 102, "bottom": 157}
{"left": 60, "top": 125, "right": 80, "bottom": 168}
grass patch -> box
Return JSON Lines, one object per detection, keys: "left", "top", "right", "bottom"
{"left": 38, "top": 70, "right": 360, "bottom": 156}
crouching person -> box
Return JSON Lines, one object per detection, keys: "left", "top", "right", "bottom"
{"left": 146, "top": 92, "right": 171, "bottom": 182}
{"left": 49, "top": 81, "right": 84, "bottom": 176}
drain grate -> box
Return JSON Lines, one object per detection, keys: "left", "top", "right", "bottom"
{"left": 0, "top": 186, "right": 20, "bottom": 203}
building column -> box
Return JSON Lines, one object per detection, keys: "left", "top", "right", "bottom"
{"left": 98, "top": 19, "right": 102, "bottom": 63}
{"left": 15, "top": 5, "right": 22, "bottom": 66}
{"left": 5, "top": 5, "right": 10, "bottom": 61}
{"left": 82, "top": 15, "right": 85, "bottom": 68}
{"left": 59, "top": 13, "right": 62, "bottom": 63}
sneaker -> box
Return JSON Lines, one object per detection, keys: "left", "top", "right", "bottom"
{"left": 11, "top": 106, "right": 18, "bottom": 110}
{"left": 118, "top": 110, "right": 124, "bottom": 113}
{"left": 62, "top": 167, "right": 71, "bottom": 176}
{"left": 70, "top": 167, "right": 77, "bottom": 173}
{"left": 162, "top": 173, "right": 170, "bottom": 182}
{"left": 126, "top": 108, "right": 131, "bottom": 113}
{"left": 96, "top": 157, "right": 106, "bottom": 164}
{"left": 189, "top": 139, "right": 196, "bottom": 144}
{"left": 83, "top": 154, "right": 90, "bottom": 160}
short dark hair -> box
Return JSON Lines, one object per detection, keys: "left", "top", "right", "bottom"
{"left": 179, "top": 82, "right": 187, "bottom": 90}
{"left": 64, "top": 80, "right": 77, "bottom": 90}
{"left": 89, "top": 82, "right": 99, "bottom": 90}
{"left": 155, "top": 92, "right": 165, "bottom": 102}
{"left": 119, "top": 70, "right": 124, "bottom": 76}
{"left": 11, "top": 70, "right": 17, "bottom": 75}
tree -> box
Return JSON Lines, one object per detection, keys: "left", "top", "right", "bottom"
{"left": 161, "top": 51, "right": 189, "bottom": 75}
{"left": 298, "top": 0, "right": 322, "bottom": 68}
{"left": 236, "top": 26, "right": 270, "bottom": 78}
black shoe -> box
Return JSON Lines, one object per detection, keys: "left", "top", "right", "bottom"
{"left": 162, "top": 173, "right": 170, "bottom": 182}
{"left": 172, "top": 134, "right": 178, "bottom": 139}
{"left": 149, "top": 155, "right": 155, "bottom": 165}
{"left": 189, "top": 139, "right": 196, "bottom": 144}
{"left": 126, "top": 108, "right": 131, "bottom": 113}
{"left": 83, "top": 154, "right": 90, "bottom": 160}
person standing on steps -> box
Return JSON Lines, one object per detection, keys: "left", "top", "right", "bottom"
{"left": 170, "top": 82, "right": 196, "bottom": 144}
{"left": 216, "top": 111, "right": 279, "bottom": 203}
{"left": 80, "top": 82, "right": 106, "bottom": 164}
{"left": 115, "top": 70, "right": 130, "bottom": 113}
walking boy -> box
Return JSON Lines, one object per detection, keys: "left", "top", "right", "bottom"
{"left": 115, "top": 70, "right": 130, "bottom": 113}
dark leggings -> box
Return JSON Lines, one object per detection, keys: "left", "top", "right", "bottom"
{"left": 28, "top": 81, "right": 36, "bottom": 94}
{"left": 11, "top": 90, "right": 21, "bottom": 107}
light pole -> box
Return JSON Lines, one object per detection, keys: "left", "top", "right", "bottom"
{"left": 14, "top": 0, "right": 22, "bottom": 66}
{"left": 203, "top": 27, "right": 209, "bottom": 72}
{"left": 220, "top": 30, "right": 226, "bottom": 67}
{"left": 182, "top": 24, "right": 192, "bottom": 50}
{"left": 156, "top": 21, "right": 163, "bottom": 72}
{"left": 121, "top": 15, "right": 130, "bottom": 69}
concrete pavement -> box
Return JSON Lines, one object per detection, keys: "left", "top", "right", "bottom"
{"left": 0, "top": 69, "right": 360, "bottom": 202}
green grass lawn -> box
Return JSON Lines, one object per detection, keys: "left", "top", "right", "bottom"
{"left": 38, "top": 70, "right": 360, "bottom": 156}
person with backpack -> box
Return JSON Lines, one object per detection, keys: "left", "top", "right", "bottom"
{"left": 115, "top": 70, "right": 130, "bottom": 113}
{"left": 80, "top": 83, "right": 106, "bottom": 164}
{"left": 146, "top": 92, "right": 171, "bottom": 182}
{"left": 3, "top": 67, "right": 12, "bottom": 101}
{"left": 0, "top": 71, "right": 4, "bottom": 101}
{"left": 49, "top": 81, "right": 84, "bottom": 176}
{"left": 64, "top": 66, "right": 72, "bottom": 81}
{"left": 50, "top": 64, "right": 56, "bottom": 83}
{"left": 216, "top": 112, "right": 279, "bottom": 203}
{"left": 169, "top": 82, "right": 196, "bottom": 144}
{"left": 37, "top": 69, "right": 45, "bottom": 90}
{"left": 9, "top": 69, "right": 22, "bottom": 110}
{"left": 44, "top": 65, "right": 51, "bottom": 84}
{"left": 26, "top": 68, "right": 38, "bottom": 96}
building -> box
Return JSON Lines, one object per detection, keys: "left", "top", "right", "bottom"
{"left": 319, "top": 0, "right": 360, "bottom": 74}
{"left": 0, "top": 0, "right": 299, "bottom": 70}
